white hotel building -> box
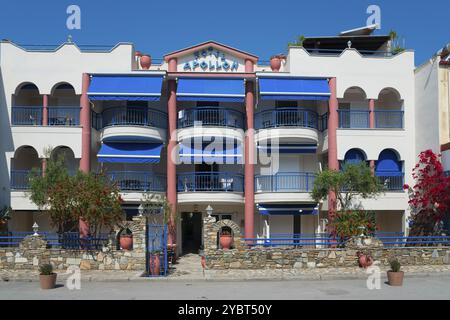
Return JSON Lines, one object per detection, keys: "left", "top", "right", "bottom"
{"left": 0, "top": 27, "right": 416, "bottom": 255}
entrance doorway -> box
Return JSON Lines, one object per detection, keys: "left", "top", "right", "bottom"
{"left": 181, "top": 212, "right": 202, "bottom": 254}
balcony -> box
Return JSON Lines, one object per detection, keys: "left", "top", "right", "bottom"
{"left": 11, "top": 107, "right": 43, "bottom": 126}
{"left": 48, "top": 107, "right": 80, "bottom": 126}
{"left": 10, "top": 170, "right": 41, "bottom": 190}
{"left": 106, "top": 171, "right": 166, "bottom": 192}
{"left": 338, "top": 110, "right": 370, "bottom": 128}
{"left": 255, "top": 108, "right": 318, "bottom": 130}
{"left": 255, "top": 172, "right": 315, "bottom": 193}
{"left": 374, "top": 111, "right": 404, "bottom": 129}
{"left": 94, "top": 107, "right": 168, "bottom": 142}
{"left": 177, "top": 172, "right": 244, "bottom": 193}
{"left": 377, "top": 174, "right": 404, "bottom": 191}
{"left": 178, "top": 107, "right": 244, "bottom": 129}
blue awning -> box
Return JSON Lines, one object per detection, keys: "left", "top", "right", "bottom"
{"left": 258, "top": 144, "right": 317, "bottom": 154}
{"left": 97, "top": 143, "right": 163, "bottom": 163}
{"left": 259, "top": 77, "right": 330, "bottom": 101}
{"left": 88, "top": 75, "right": 164, "bottom": 101}
{"left": 257, "top": 203, "right": 319, "bottom": 216}
{"left": 177, "top": 78, "right": 245, "bottom": 102}
{"left": 179, "top": 139, "right": 243, "bottom": 164}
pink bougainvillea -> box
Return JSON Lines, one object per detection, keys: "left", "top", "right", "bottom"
{"left": 407, "top": 150, "right": 450, "bottom": 236}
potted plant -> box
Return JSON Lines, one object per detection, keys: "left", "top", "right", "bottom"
{"left": 269, "top": 54, "right": 285, "bottom": 72}
{"left": 219, "top": 229, "right": 233, "bottom": 250}
{"left": 149, "top": 251, "right": 161, "bottom": 276}
{"left": 39, "top": 264, "right": 57, "bottom": 290}
{"left": 119, "top": 228, "right": 133, "bottom": 251}
{"left": 387, "top": 258, "right": 404, "bottom": 286}
{"left": 140, "top": 54, "right": 152, "bottom": 70}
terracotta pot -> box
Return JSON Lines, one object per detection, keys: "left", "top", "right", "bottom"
{"left": 387, "top": 271, "right": 404, "bottom": 286}
{"left": 358, "top": 254, "right": 373, "bottom": 268}
{"left": 270, "top": 57, "right": 282, "bottom": 72}
{"left": 120, "top": 235, "right": 133, "bottom": 251}
{"left": 135, "top": 51, "right": 142, "bottom": 57}
{"left": 140, "top": 55, "right": 152, "bottom": 70}
{"left": 149, "top": 254, "right": 161, "bottom": 276}
{"left": 220, "top": 234, "right": 233, "bottom": 250}
{"left": 39, "top": 274, "right": 57, "bottom": 290}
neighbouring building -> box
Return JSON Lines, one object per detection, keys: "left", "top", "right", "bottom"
{"left": 0, "top": 26, "right": 416, "bottom": 255}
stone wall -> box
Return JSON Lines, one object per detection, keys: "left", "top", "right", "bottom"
{"left": 0, "top": 216, "right": 147, "bottom": 271}
{"left": 203, "top": 217, "right": 450, "bottom": 270}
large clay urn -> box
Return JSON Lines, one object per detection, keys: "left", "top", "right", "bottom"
{"left": 140, "top": 55, "right": 152, "bottom": 70}
{"left": 270, "top": 56, "right": 283, "bottom": 72}
{"left": 219, "top": 234, "right": 233, "bottom": 250}
{"left": 120, "top": 234, "right": 133, "bottom": 251}
{"left": 149, "top": 254, "right": 161, "bottom": 276}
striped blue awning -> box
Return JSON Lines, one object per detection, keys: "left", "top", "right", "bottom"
{"left": 97, "top": 143, "right": 163, "bottom": 163}
{"left": 88, "top": 75, "right": 164, "bottom": 101}
{"left": 258, "top": 144, "right": 317, "bottom": 154}
{"left": 259, "top": 77, "right": 330, "bottom": 101}
{"left": 257, "top": 203, "right": 319, "bottom": 216}
{"left": 179, "top": 139, "right": 243, "bottom": 164}
{"left": 177, "top": 78, "right": 245, "bottom": 102}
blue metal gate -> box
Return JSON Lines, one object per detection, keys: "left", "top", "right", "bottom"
{"left": 147, "top": 224, "right": 168, "bottom": 277}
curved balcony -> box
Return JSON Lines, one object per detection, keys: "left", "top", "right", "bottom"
{"left": 94, "top": 107, "right": 167, "bottom": 143}
{"left": 177, "top": 107, "right": 245, "bottom": 142}
{"left": 106, "top": 171, "right": 166, "bottom": 192}
{"left": 255, "top": 108, "right": 320, "bottom": 144}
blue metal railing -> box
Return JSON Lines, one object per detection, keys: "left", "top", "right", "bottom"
{"left": 255, "top": 108, "right": 318, "bottom": 130}
{"left": 377, "top": 174, "right": 405, "bottom": 191}
{"left": 96, "top": 107, "right": 168, "bottom": 129}
{"left": 48, "top": 107, "right": 80, "bottom": 126}
{"left": 10, "top": 170, "right": 41, "bottom": 190}
{"left": 178, "top": 107, "right": 244, "bottom": 129}
{"left": 319, "top": 112, "right": 328, "bottom": 131}
{"left": 338, "top": 110, "right": 370, "bottom": 128}
{"left": 255, "top": 172, "right": 316, "bottom": 192}
{"left": 375, "top": 236, "right": 450, "bottom": 247}
{"left": 11, "top": 106, "right": 43, "bottom": 125}
{"left": 375, "top": 110, "right": 404, "bottom": 129}
{"left": 177, "top": 172, "right": 244, "bottom": 192}
{"left": 106, "top": 171, "right": 166, "bottom": 192}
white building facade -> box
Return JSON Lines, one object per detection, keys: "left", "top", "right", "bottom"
{"left": 0, "top": 30, "right": 416, "bottom": 255}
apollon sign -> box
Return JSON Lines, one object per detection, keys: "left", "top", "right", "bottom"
{"left": 183, "top": 47, "right": 240, "bottom": 72}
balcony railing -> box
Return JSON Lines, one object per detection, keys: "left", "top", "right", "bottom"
{"left": 10, "top": 170, "right": 41, "bottom": 190}
{"left": 255, "top": 172, "right": 316, "bottom": 192}
{"left": 255, "top": 108, "right": 318, "bottom": 130}
{"left": 375, "top": 111, "right": 404, "bottom": 129}
{"left": 338, "top": 110, "right": 370, "bottom": 128}
{"left": 177, "top": 172, "right": 244, "bottom": 192}
{"left": 94, "top": 107, "right": 168, "bottom": 130}
{"left": 319, "top": 112, "right": 328, "bottom": 131}
{"left": 106, "top": 171, "right": 166, "bottom": 192}
{"left": 11, "top": 107, "right": 43, "bottom": 125}
{"left": 48, "top": 107, "right": 80, "bottom": 126}
{"left": 377, "top": 174, "right": 405, "bottom": 191}
{"left": 177, "top": 107, "right": 244, "bottom": 129}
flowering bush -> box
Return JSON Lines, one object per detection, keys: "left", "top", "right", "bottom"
{"left": 406, "top": 150, "right": 450, "bottom": 236}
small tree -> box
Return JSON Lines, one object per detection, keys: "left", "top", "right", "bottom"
{"left": 312, "top": 162, "right": 384, "bottom": 211}
{"left": 140, "top": 192, "right": 173, "bottom": 225}
{"left": 288, "top": 35, "right": 306, "bottom": 48}
{"left": 406, "top": 150, "right": 450, "bottom": 236}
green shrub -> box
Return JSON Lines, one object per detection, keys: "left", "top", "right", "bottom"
{"left": 39, "top": 264, "right": 54, "bottom": 275}
{"left": 389, "top": 259, "right": 401, "bottom": 272}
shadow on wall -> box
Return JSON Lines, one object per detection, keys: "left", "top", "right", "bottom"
{"left": 0, "top": 68, "right": 15, "bottom": 208}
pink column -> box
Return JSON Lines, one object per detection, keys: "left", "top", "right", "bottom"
{"left": 168, "top": 58, "right": 177, "bottom": 72}
{"left": 43, "top": 95, "right": 49, "bottom": 126}
{"left": 80, "top": 73, "right": 91, "bottom": 173}
{"left": 41, "top": 158, "right": 47, "bottom": 177}
{"left": 327, "top": 78, "right": 339, "bottom": 230}
{"left": 167, "top": 79, "right": 177, "bottom": 250}
{"left": 245, "top": 59, "right": 254, "bottom": 73}
{"left": 244, "top": 80, "right": 255, "bottom": 240}
{"left": 370, "top": 160, "right": 376, "bottom": 175}
{"left": 369, "top": 99, "right": 375, "bottom": 129}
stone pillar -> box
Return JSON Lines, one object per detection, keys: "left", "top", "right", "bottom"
{"left": 43, "top": 94, "right": 49, "bottom": 126}
{"left": 167, "top": 79, "right": 177, "bottom": 249}
{"left": 80, "top": 73, "right": 91, "bottom": 173}
{"left": 369, "top": 98, "right": 375, "bottom": 129}
{"left": 327, "top": 78, "right": 339, "bottom": 227}
{"left": 244, "top": 80, "right": 255, "bottom": 240}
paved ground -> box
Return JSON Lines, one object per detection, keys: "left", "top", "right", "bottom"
{"left": 1, "top": 275, "right": 450, "bottom": 300}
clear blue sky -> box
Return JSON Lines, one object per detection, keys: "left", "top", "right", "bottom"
{"left": 0, "top": 0, "right": 448, "bottom": 66}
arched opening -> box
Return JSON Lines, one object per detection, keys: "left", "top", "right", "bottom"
{"left": 375, "top": 88, "right": 403, "bottom": 128}
{"left": 49, "top": 83, "right": 80, "bottom": 126}
{"left": 217, "top": 226, "right": 234, "bottom": 250}
{"left": 375, "top": 149, "right": 403, "bottom": 191}
{"left": 51, "top": 146, "right": 79, "bottom": 175}
{"left": 12, "top": 83, "right": 43, "bottom": 125}
{"left": 10, "top": 146, "right": 41, "bottom": 190}
{"left": 338, "top": 87, "right": 369, "bottom": 128}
